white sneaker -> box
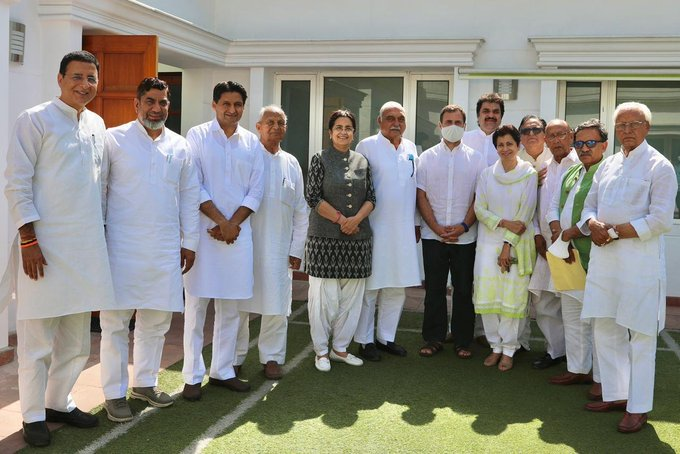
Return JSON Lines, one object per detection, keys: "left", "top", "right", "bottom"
{"left": 315, "top": 356, "right": 331, "bottom": 372}
{"left": 329, "top": 350, "right": 364, "bottom": 366}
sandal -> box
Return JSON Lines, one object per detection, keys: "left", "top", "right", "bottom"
{"left": 419, "top": 341, "right": 444, "bottom": 357}
{"left": 498, "top": 354, "right": 513, "bottom": 371}
{"left": 484, "top": 352, "right": 501, "bottom": 366}
{"left": 455, "top": 346, "right": 472, "bottom": 359}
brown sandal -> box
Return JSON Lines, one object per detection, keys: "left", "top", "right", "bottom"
{"left": 419, "top": 341, "right": 444, "bottom": 357}
{"left": 484, "top": 352, "right": 501, "bottom": 366}
{"left": 455, "top": 346, "right": 472, "bottom": 359}
{"left": 498, "top": 354, "right": 513, "bottom": 371}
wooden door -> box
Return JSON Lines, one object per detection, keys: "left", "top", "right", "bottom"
{"left": 83, "top": 35, "right": 158, "bottom": 128}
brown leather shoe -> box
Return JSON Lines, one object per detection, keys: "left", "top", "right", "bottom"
{"left": 182, "top": 383, "right": 202, "bottom": 401}
{"left": 584, "top": 400, "right": 627, "bottom": 412}
{"left": 587, "top": 382, "right": 603, "bottom": 401}
{"left": 263, "top": 361, "right": 283, "bottom": 380}
{"left": 549, "top": 372, "right": 593, "bottom": 385}
{"left": 617, "top": 412, "right": 648, "bottom": 433}
{"left": 209, "top": 377, "right": 251, "bottom": 392}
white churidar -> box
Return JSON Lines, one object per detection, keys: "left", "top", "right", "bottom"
{"left": 308, "top": 276, "right": 365, "bottom": 356}
{"left": 183, "top": 121, "right": 264, "bottom": 299}
{"left": 561, "top": 293, "right": 599, "bottom": 379}
{"left": 481, "top": 313, "right": 520, "bottom": 356}
{"left": 354, "top": 287, "right": 405, "bottom": 345}
{"left": 99, "top": 309, "right": 172, "bottom": 399}
{"left": 4, "top": 98, "right": 116, "bottom": 319}
{"left": 182, "top": 295, "right": 242, "bottom": 384}
{"left": 103, "top": 121, "right": 200, "bottom": 312}
{"left": 234, "top": 312, "right": 288, "bottom": 365}
{"left": 462, "top": 129, "right": 499, "bottom": 167}
{"left": 416, "top": 140, "right": 486, "bottom": 243}
{"left": 593, "top": 317, "right": 656, "bottom": 413}
{"left": 17, "top": 313, "right": 90, "bottom": 422}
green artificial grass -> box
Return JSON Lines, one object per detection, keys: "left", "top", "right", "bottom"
{"left": 19, "top": 304, "right": 680, "bottom": 453}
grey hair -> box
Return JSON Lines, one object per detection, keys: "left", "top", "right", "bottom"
{"left": 614, "top": 102, "right": 652, "bottom": 126}
{"left": 258, "top": 104, "right": 287, "bottom": 123}
{"left": 378, "top": 101, "right": 405, "bottom": 120}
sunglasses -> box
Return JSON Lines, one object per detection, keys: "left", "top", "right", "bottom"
{"left": 520, "top": 127, "right": 544, "bottom": 135}
{"left": 573, "top": 140, "right": 605, "bottom": 150}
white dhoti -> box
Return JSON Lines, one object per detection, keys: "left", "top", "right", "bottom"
{"left": 354, "top": 287, "right": 405, "bottom": 345}
{"left": 481, "top": 314, "right": 521, "bottom": 357}
{"left": 593, "top": 317, "right": 656, "bottom": 413}
{"left": 308, "top": 277, "right": 365, "bottom": 356}
{"left": 100, "top": 309, "right": 173, "bottom": 399}
{"left": 561, "top": 293, "right": 599, "bottom": 380}
{"left": 234, "top": 312, "right": 288, "bottom": 365}
{"left": 182, "top": 294, "right": 240, "bottom": 384}
{"left": 17, "top": 313, "right": 90, "bottom": 423}
{"left": 531, "top": 291, "right": 565, "bottom": 358}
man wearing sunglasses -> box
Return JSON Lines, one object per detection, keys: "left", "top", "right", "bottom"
{"left": 580, "top": 102, "right": 676, "bottom": 433}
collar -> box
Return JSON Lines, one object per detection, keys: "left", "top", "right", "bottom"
{"left": 210, "top": 119, "right": 241, "bottom": 140}
{"left": 53, "top": 97, "right": 84, "bottom": 122}
{"left": 378, "top": 132, "right": 401, "bottom": 149}
{"left": 439, "top": 139, "right": 461, "bottom": 153}
{"left": 620, "top": 140, "right": 648, "bottom": 159}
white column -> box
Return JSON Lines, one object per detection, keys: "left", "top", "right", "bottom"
{"left": 248, "top": 67, "right": 265, "bottom": 130}
{"left": 452, "top": 68, "right": 470, "bottom": 112}
{"left": 539, "top": 80, "right": 559, "bottom": 121}
{"left": 39, "top": 18, "right": 82, "bottom": 101}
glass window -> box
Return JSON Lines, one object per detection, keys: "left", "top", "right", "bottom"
{"left": 414, "top": 80, "right": 449, "bottom": 154}
{"left": 565, "top": 82, "right": 601, "bottom": 127}
{"left": 280, "top": 80, "right": 311, "bottom": 177}
{"left": 322, "top": 77, "right": 404, "bottom": 150}
{"left": 616, "top": 81, "right": 680, "bottom": 218}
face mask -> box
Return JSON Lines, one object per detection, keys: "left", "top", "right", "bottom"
{"left": 441, "top": 124, "right": 465, "bottom": 143}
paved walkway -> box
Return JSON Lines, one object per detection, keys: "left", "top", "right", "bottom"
{"left": 0, "top": 281, "right": 678, "bottom": 452}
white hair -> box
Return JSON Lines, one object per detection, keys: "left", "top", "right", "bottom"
{"left": 258, "top": 104, "right": 287, "bottom": 123}
{"left": 378, "top": 101, "right": 405, "bottom": 120}
{"left": 614, "top": 101, "right": 652, "bottom": 126}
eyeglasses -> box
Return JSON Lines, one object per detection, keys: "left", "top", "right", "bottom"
{"left": 614, "top": 121, "right": 646, "bottom": 131}
{"left": 65, "top": 74, "right": 98, "bottom": 85}
{"left": 520, "top": 127, "right": 544, "bottom": 136}
{"left": 333, "top": 125, "right": 354, "bottom": 133}
{"left": 573, "top": 140, "right": 605, "bottom": 150}
{"left": 546, "top": 131, "right": 570, "bottom": 141}
{"left": 264, "top": 120, "right": 287, "bottom": 128}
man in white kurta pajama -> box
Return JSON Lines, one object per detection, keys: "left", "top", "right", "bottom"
{"left": 354, "top": 102, "right": 421, "bottom": 361}
{"left": 581, "top": 102, "right": 676, "bottom": 433}
{"left": 100, "top": 78, "right": 200, "bottom": 422}
{"left": 182, "top": 82, "right": 264, "bottom": 401}
{"left": 3, "top": 51, "right": 116, "bottom": 447}
{"left": 234, "top": 106, "right": 308, "bottom": 380}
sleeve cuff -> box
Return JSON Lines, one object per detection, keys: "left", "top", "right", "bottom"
{"left": 199, "top": 189, "right": 211, "bottom": 204}
{"left": 14, "top": 213, "right": 40, "bottom": 231}
{"left": 630, "top": 218, "right": 652, "bottom": 241}
{"left": 242, "top": 196, "right": 261, "bottom": 213}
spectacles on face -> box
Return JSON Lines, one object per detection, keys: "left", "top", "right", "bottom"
{"left": 65, "top": 74, "right": 98, "bottom": 85}
{"left": 545, "top": 131, "right": 570, "bottom": 141}
{"left": 333, "top": 125, "right": 354, "bottom": 133}
{"left": 614, "top": 121, "right": 646, "bottom": 131}
{"left": 520, "top": 127, "right": 544, "bottom": 136}
{"left": 573, "top": 140, "right": 605, "bottom": 150}
{"left": 265, "top": 120, "right": 287, "bottom": 128}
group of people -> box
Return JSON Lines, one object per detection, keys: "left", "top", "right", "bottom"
{"left": 3, "top": 50, "right": 674, "bottom": 447}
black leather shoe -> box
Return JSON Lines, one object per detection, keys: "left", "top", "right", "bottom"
{"left": 45, "top": 407, "right": 98, "bottom": 428}
{"left": 532, "top": 353, "right": 566, "bottom": 370}
{"left": 208, "top": 377, "right": 251, "bottom": 392}
{"left": 376, "top": 341, "right": 407, "bottom": 357}
{"left": 358, "top": 343, "right": 382, "bottom": 362}
{"left": 23, "top": 421, "right": 50, "bottom": 447}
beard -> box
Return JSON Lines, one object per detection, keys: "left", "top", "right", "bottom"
{"left": 142, "top": 118, "right": 166, "bottom": 130}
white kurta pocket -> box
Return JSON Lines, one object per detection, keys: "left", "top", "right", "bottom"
{"left": 280, "top": 183, "right": 296, "bottom": 207}
{"left": 162, "top": 157, "right": 182, "bottom": 186}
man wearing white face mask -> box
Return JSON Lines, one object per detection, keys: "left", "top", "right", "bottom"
{"left": 416, "top": 105, "right": 486, "bottom": 359}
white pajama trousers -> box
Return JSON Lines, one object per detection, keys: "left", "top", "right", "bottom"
{"left": 592, "top": 317, "right": 656, "bottom": 413}
{"left": 17, "top": 313, "right": 90, "bottom": 423}
{"left": 100, "top": 309, "right": 173, "bottom": 399}
{"left": 183, "top": 294, "right": 240, "bottom": 384}
{"left": 531, "top": 291, "right": 565, "bottom": 358}
{"left": 354, "top": 287, "right": 405, "bottom": 345}
{"left": 308, "top": 277, "right": 365, "bottom": 356}
{"left": 234, "top": 312, "right": 288, "bottom": 365}
{"left": 481, "top": 314, "right": 521, "bottom": 357}
{"left": 561, "top": 294, "right": 600, "bottom": 381}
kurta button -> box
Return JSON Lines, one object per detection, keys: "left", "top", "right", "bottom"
{"left": 345, "top": 167, "right": 349, "bottom": 170}
{"left": 348, "top": 182, "right": 352, "bottom": 187}
{"left": 343, "top": 158, "right": 348, "bottom": 161}
{"left": 347, "top": 204, "right": 352, "bottom": 208}
{"left": 347, "top": 193, "right": 352, "bottom": 197}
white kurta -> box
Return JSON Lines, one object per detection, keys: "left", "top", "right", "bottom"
{"left": 183, "top": 121, "right": 264, "bottom": 299}
{"left": 356, "top": 133, "right": 420, "bottom": 290}
{"left": 462, "top": 129, "right": 498, "bottom": 167}
{"left": 103, "top": 121, "right": 200, "bottom": 312}
{"left": 237, "top": 145, "right": 309, "bottom": 315}
{"left": 581, "top": 141, "right": 676, "bottom": 336}
{"left": 528, "top": 149, "right": 579, "bottom": 295}
{"left": 3, "top": 98, "right": 115, "bottom": 320}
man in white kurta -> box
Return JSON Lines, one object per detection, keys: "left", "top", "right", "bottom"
{"left": 234, "top": 106, "right": 308, "bottom": 380}
{"left": 182, "top": 81, "right": 264, "bottom": 401}
{"left": 354, "top": 102, "right": 421, "bottom": 361}
{"left": 3, "top": 51, "right": 116, "bottom": 447}
{"left": 462, "top": 93, "right": 505, "bottom": 167}
{"left": 100, "top": 78, "right": 200, "bottom": 422}
{"left": 581, "top": 102, "right": 676, "bottom": 433}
